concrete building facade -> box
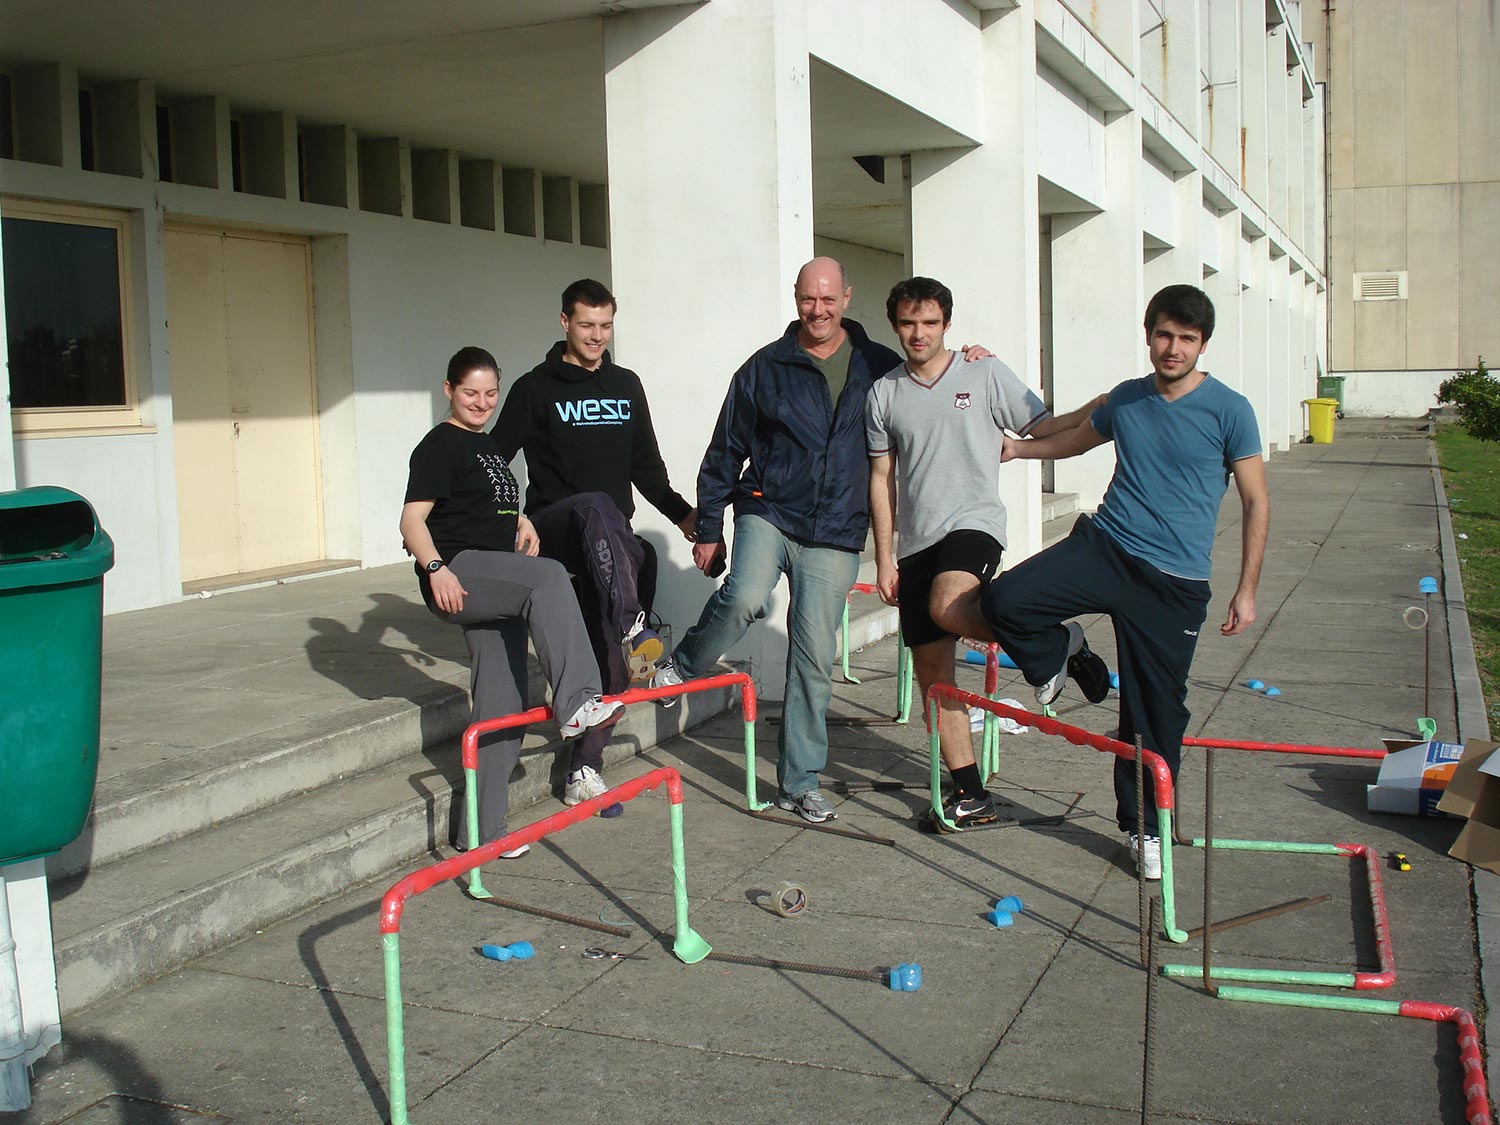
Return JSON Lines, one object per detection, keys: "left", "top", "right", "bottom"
{"left": 1, "top": 0, "right": 1326, "bottom": 644}
{"left": 1308, "top": 1, "right": 1500, "bottom": 417}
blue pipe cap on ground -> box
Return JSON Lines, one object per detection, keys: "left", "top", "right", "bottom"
{"left": 985, "top": 909, "right": 1014, "bottom": 928}
{"left": 995, "top": 895, "right": 1024, "bottom": 914}
{"left": 888, "top": 963, "right": 923, "bottom": 991}
{"left": 1246, "top": 679, "right": 1265, "bottom": 691}
{"left": 480, "top": 940, "right": 535, "bottom": 962}
{"left": 1109, "top": 672, "right": 1120, "bottom": 690}
{"left": 1264, "top": 686, "right": 1281, "bottom": 697}
{"left": 1419, "top": 576, "right": 1439, "bottom": 594}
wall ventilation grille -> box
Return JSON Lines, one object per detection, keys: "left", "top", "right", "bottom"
{"left": 1353, "top": 271, "right": 1407, "bottom": 301}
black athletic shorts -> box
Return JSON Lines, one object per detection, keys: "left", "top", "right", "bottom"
{"left": 897, "top": 529, "right": 1003, "bottom": 647}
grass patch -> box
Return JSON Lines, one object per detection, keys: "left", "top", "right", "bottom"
{"left": 1434, "top": 425, "right": 1500, "bottom": 727}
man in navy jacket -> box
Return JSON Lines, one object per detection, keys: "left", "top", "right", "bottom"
{"left": 651, "top": 257, "right": 900, "bottom": 822}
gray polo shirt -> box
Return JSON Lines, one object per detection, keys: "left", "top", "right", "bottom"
{"left": 866, "top": 353, "right": 1049, "bottom": 559}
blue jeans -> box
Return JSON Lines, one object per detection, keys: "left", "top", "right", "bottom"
{"left": 673, "top": 514, "right": 859, "bottom": 799}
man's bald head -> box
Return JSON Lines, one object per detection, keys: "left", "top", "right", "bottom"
{"left": 796, "top": 256, "right": 848, "bottom": 293}
{"left": 794, "top": 257, "right": 852, "bottom": 356}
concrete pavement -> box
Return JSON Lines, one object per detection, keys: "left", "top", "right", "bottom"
{"left": 14, "top": 421, "right": 1494, "bottom": 1124}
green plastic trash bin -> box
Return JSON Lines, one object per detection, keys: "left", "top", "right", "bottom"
{"left": 1317, "top": 375, "right": 1346, "bottom": 417}
{"left": 0, "top": 487, "right": 114, "bottom": 865}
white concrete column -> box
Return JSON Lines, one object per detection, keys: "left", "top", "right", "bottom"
{"left": 1240, "top": 1, "right": 1269, "bottom": 205}
{"left": 1161, "top": 0, "right": 1202, "bottom": 131}
{"left": 1283, "top": 266, "right": 1304, "bottom": 444}
{"left": 1050, "top": 107, "right": 1143, "bottom": 507}
{"left": 604, "top": 0, "right": 813, "bottom": 691}
{"left": 1202, "top": 208, "right": 1243, "bottom": 392}
{"left": 1266, "top": 250, "right": 1291, "bottom": 449}
{"left": 1203, "top": 0, "right": 1241, "bottom": 175}
{"left": 4, "top": 862, "right": 59, "bottom": 1071}
{"left": 1144, "top": 167, "right": 1204, "bottom": 296}
{"left": 908, "top": 6, "right": 1046, "bottom": 560}
{"left": 1240, "top": 232, "right": 1273, "bottom": 456}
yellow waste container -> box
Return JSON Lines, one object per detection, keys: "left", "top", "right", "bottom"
{"left": 1303, "top": 398, "right": 1338, "bottom": 444}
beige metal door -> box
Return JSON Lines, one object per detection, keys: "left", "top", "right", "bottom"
{"left": 166, "top": 226, "right": 322, "bottom": 584}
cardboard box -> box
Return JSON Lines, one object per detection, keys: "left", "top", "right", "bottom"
{"left": 1435, "top": 741, "right": 1500, "bottom": 873}
{"left": 1436, "top": 739, "right": 1500, "bottom": 820}
{"left": 1365, "top": 739, "right": 1466, "bottom": 818}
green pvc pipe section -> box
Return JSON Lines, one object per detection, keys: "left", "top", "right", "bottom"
{"left": 743, "top": 719, "right": 769, "bottom": 811}
{"left": 668, "top": 802, "right": 711, "bottom": 963}
{"left": 383, "top": 932, "right": 410, "bottom": 1125}
{"left": 839, "top": 601, "right": 861, "bottom": 684}
{"left": 463, "top": 766, "right": 492, "bottom": 899}
{"left": 927, "top": 698, "right": 956, "bottom": 830}
{"left": 1189, "top": 838, "right": 1346, "bottom": 855}
{"left": 1216, "top": 985, "right": 1401, "bottom": 1015}
{"left": 1156, "top": 808, "right": 1188, "bottom": 942}
{"left": 896, "top": 639, "right": 912, "bottom": 724}
{"left": 1162, "top": 964, "right": 1357, "bottom": 987}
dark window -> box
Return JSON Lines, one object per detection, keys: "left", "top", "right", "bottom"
{"left": 78, "top": 89, "right": 95, "bottom": 171}
{"left": 156, "top": 104, "right": 173, "bottom": 182}
{"left": 1, "top": 75, "right": 13, "bottom": 161}
{"left": 230, "top": 117, "right": 243, "bottom": 192}
{"left": 2, "top": 216, "right": 127, "bottom": 409}
{"left": 296, "top": 130, "right": 307, "bottom": 201}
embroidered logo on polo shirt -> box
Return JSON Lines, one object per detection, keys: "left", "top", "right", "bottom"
{"left": 954, "top": 392, "right": 971, "bottom": 410}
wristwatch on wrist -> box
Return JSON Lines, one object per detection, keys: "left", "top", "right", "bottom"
{"left": 426, "top": 559, "right": 445, "bottom": 574}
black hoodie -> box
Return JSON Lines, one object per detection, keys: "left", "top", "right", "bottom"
{"left": 491, "top": 341, "right": 692, "bottom": 524}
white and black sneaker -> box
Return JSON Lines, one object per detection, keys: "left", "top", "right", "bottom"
{"left": 1036, "top": 622, "right": 1110, "bottom": 706}
{"left": 919, "top": 791, "right": 999, "bottom": 833}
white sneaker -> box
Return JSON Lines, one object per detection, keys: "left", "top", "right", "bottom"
{"left": 649, "top": 658, "right": 685, "bottom": 708}
{"left": 1035, "top": 621, "right": 1085, "bottom": 707}
{"left": 564, "top": 765, "right": 609, "bottom": 806}
{"left": 1129, "top": 833, "right": 1162, "bottom": 880}
{"left": 499, "top": 843, "right": 530, "bottom": 859}
{"left": 560, "top": 696, "right": 625, "bottom": 739}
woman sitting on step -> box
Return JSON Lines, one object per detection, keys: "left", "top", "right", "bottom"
{"left": 400, "top": 346, "right": 624, "bottom": 853}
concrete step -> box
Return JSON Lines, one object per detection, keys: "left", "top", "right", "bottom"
{"left": 1042, "top": 509, "right": 1083, "bottom": 548}
{"left": 48, "top": 681, "right": 734, "bottom": 1015}
{"left": 52, "top": 594, "right": 900, "bottom": 1015}
{"left": 52, "top": 659, "right": 551, "bottom": 880}
{"left": 1040, "top": 491, "right": 1080, "bottom": 523}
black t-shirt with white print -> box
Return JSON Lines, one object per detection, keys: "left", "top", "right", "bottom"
{"left": 405, "top": 422, "right": 520, "bottom": 591}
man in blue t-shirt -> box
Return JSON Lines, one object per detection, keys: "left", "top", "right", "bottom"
{"left": 981, "top": 284, "right": 1270, "bottom": 879}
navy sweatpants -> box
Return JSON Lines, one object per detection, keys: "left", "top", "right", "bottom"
{"left": 979, "top": 516, "right": 1211, "bottom": 835}
{"left": 529, "top": 492, "right": 647, "bottom": 772}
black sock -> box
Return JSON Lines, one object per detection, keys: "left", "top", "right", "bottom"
{"left": 951, "top": 764, "right": 984, "bottom": 799}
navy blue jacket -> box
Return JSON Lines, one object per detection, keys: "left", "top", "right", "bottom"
{"left": 695, "top": 319, "right": 900, "bottom": 551}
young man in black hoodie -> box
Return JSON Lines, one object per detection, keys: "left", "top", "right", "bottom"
{"left": 493, "top": 279, "right": 697, "bottom": 808}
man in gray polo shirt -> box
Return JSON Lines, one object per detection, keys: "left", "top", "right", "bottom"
{"left": 867, "top": 276, "right": 1106, "bottom": 831}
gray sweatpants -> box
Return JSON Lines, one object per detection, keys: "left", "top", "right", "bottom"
{"left": 432, "top": 549, "right": 602, "bottom": 843}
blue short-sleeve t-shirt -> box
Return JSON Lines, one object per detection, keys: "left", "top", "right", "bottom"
{"left": 1089, "top": 374, "right": 1261, "bottom": 581}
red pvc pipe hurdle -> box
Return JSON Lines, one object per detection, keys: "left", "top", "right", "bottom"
{"left": 459, "top": 672, "right": 758, "bottom": 772}
{"left": 1398, "top": 1003, "right": 1490, "bottom": 1125}
{"left": 459, "top": 673, "right": 760, "bottom": 899}
{"left": 1183, "top": 736, "right": 1386, "bottom": 760}
{"left": 1338, "top": 842, "right": 1397, "bottom": 990}
{"left": 924, "top": 685, "right": 1176, "bottom": 808}
{"left": 380, "top": 766, "right": 711, "bottom": 1125}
